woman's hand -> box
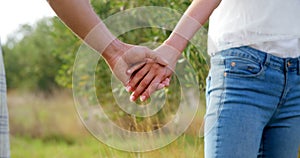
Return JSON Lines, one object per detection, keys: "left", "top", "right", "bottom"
{"left": 126, "top": 44, "right": 181, "bottom": 102}
{"left": 102, "top": 39, "right": 168, "bottom": 86}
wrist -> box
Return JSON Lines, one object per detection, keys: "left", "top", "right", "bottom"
{"left": 164, "top": 34, "right": 188, "bottom": 53}
{"left": 84, "top": 22, "right": 117, "bottom": 55}
{"left": 155, "top": 43, "right": 181, "bottom": 68}
{"left": 102, "top": 39, "right": 131, "bottom": 68}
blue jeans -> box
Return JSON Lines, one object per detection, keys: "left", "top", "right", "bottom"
{"left": 204, "top": 46, "right": 300, "bottom": 158}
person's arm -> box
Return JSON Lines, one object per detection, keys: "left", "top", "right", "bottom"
{"left": 47, "top": 0, "right": 167, "bottom": 85}
{"left": 127, "top": 0, "right": 221, "bottom": 101}
{"left": 164, "top": 0, "right": 220, "bottom": 52}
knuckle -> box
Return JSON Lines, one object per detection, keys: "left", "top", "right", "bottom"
{"left": 163, "top": 69, "right": 170, "bottom": 77}
{"left": 154, "top": 63, "right": 161, "bottom": 68}
{"left": 140, "top": 81, "right": 149, "bottom": 87}
{"left": 157, "top": 73, "right": 165, "bottom": 79}
{"left": 129, "top": 78, "right": 138, "bottom": 85}
{"left": 127, "top": 81, "right": 135, "bottom": 88}
{"left": 162, "top": 73, "right": 168, "bottom": 78}
{"left": 152, "top": 65, "right": 160, "bottom": 71}
{"left": 130, "top": 77, "right": 141, "bottom": 85}
{"left": 140, "top": 46, "right": 148, "bottom": 52}
{"left": 135, "top": 71, "right": 145, "bottom": 79}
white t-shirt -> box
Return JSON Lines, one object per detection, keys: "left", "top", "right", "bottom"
{"left": 250, "top": 39, "right": 300, "bottom": 58}
{"left": 208, "top": 0, "right": 300, "bottom": 57}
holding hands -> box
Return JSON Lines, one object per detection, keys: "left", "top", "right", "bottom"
{"left": 126, "top": 43, "right": 181, "bottom": 102}
{"left": 48, "top": 0, "right": 211, "bottom": 102}
{"left": 102, "top": 38, "right": 180, "bottom": 102}
{"left": 102, "top": 40, "right": 170, "bottom": 86}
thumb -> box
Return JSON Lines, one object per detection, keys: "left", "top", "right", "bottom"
{"left": 112, "top": 57, "right": 130, "bottom": 85}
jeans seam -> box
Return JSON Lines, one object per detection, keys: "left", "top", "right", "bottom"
{"left": 260, "top": 132, "right": 266, "bottom": 158}
{"left": 227, "top": 47, "right": 262, "bottom": 63}
{"left": 277, "top": 63, "right": 289, "bottom": 109}
{"left": 215, "top": 71, "right": 227, "bottom": 157}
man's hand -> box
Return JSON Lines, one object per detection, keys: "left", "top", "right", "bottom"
{"left": 126, "top": 44, "right": 181, "bottom": 102}
{"left": 103, "top": 40, "right": 168, "bottom": 86}
{"left": 127, "top": 62, "right": 172, "bottom": 102}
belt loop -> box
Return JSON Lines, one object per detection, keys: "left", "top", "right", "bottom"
{"left": 263, "top": 53, "right": 271, "bottom": 67}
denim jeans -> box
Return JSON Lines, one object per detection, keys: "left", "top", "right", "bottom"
{"left": 204, "top": 46, "right": 300, "bottom": 158}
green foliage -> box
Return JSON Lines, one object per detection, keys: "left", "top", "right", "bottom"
{"left": 2, "top": 0, "right": 197, "bottom": 92}
{"left": 3, "top": 19, "right": 59, "bottom": 91}
{"left": 91, "top": 0, "right": 191, "bottom": 19}
{"left": 3, "top": 17, "right": 80, "bottom": 91}
{"left": 49, "top": 17, "right": 82, "bottom": 88}
{"left": 3, "top": 0, "right": 209, "bottom": 93}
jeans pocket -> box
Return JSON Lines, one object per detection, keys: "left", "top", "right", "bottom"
{"left": 224, "top": 56, "right": 264, "bottom": 78}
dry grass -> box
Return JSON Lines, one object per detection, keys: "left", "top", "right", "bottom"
{"left": 7, "top": 90, "right": 205, "bottom": 158}
{"left": 8, "top": 90, "right": 299, "bottom": 158}
{"left": 8, "top": 90, "right": 87, "bottom": 142}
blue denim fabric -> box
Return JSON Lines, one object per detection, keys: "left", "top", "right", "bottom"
{"left": 204, "top": 46, "right": 300, "bottom": 158}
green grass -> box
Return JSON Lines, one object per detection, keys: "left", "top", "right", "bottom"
{"left": 11, "top": 136, "right": 114, "bottom": 158}
{"left": 10, "top": 134, "right": 204, "bottom": 158}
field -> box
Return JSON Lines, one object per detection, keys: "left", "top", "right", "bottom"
{"left": 8, "top": 90, "right": 205, "bottom": 158}
{"left": 7, "top": 90, "right": 300, "bottom": 158}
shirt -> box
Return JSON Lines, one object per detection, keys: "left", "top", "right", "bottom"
{"left": 250, "top": 38, "right": 300, "bottom": 58}
{"left": 208, "top": 0, "right": 300, "bottom": 57}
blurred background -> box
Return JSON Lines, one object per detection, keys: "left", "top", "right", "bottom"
{"left": 1, "top": 0, "right": 298, "bottom": 158}
{"left": 1, "top": 1, "right": 208, "bottom": 157}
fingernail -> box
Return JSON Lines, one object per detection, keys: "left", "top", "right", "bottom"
{"left": 140, "top": 96, "right": 146, "bottom": 102}
{"left": 158, "top": 84, "right": 164, "bottom": 89}
{"left": 126, "top": 86, "right": 132, "bottom": 92}
{"left": 130, "top": 94, "right": 135, "bottom": 102}
{"left": 165, "top": 78, "right": 170, "bottom": 83}
{"left": 127, "top": 70, "right": 132, "bottom": 74}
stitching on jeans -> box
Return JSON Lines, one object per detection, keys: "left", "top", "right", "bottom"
{"left": 276, "top": 61, "right": 290, "bottom": 110}
{"left": 225, "top": 58, "right": 265, "bottom": 78}
{"left": 214, "top": 59, "right": 227, "bottom": 157}
{"left": 223, "top": 48, "right": 265, "bottom": 78}
{"left": 204, "top": 56, "right": 225, "bottom": 136}
{"left": 258, "top": 131, "right": 266, "bottom": 158}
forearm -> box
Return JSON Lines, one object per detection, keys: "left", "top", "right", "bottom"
{"left": 47, "top": 0, "right": 124, "bottom": 64}
{"left": 165, "top": 0, "right": 221, "bottom": 52}
{"left": 47, "top": 0, "right": 101, "bottom": 38}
